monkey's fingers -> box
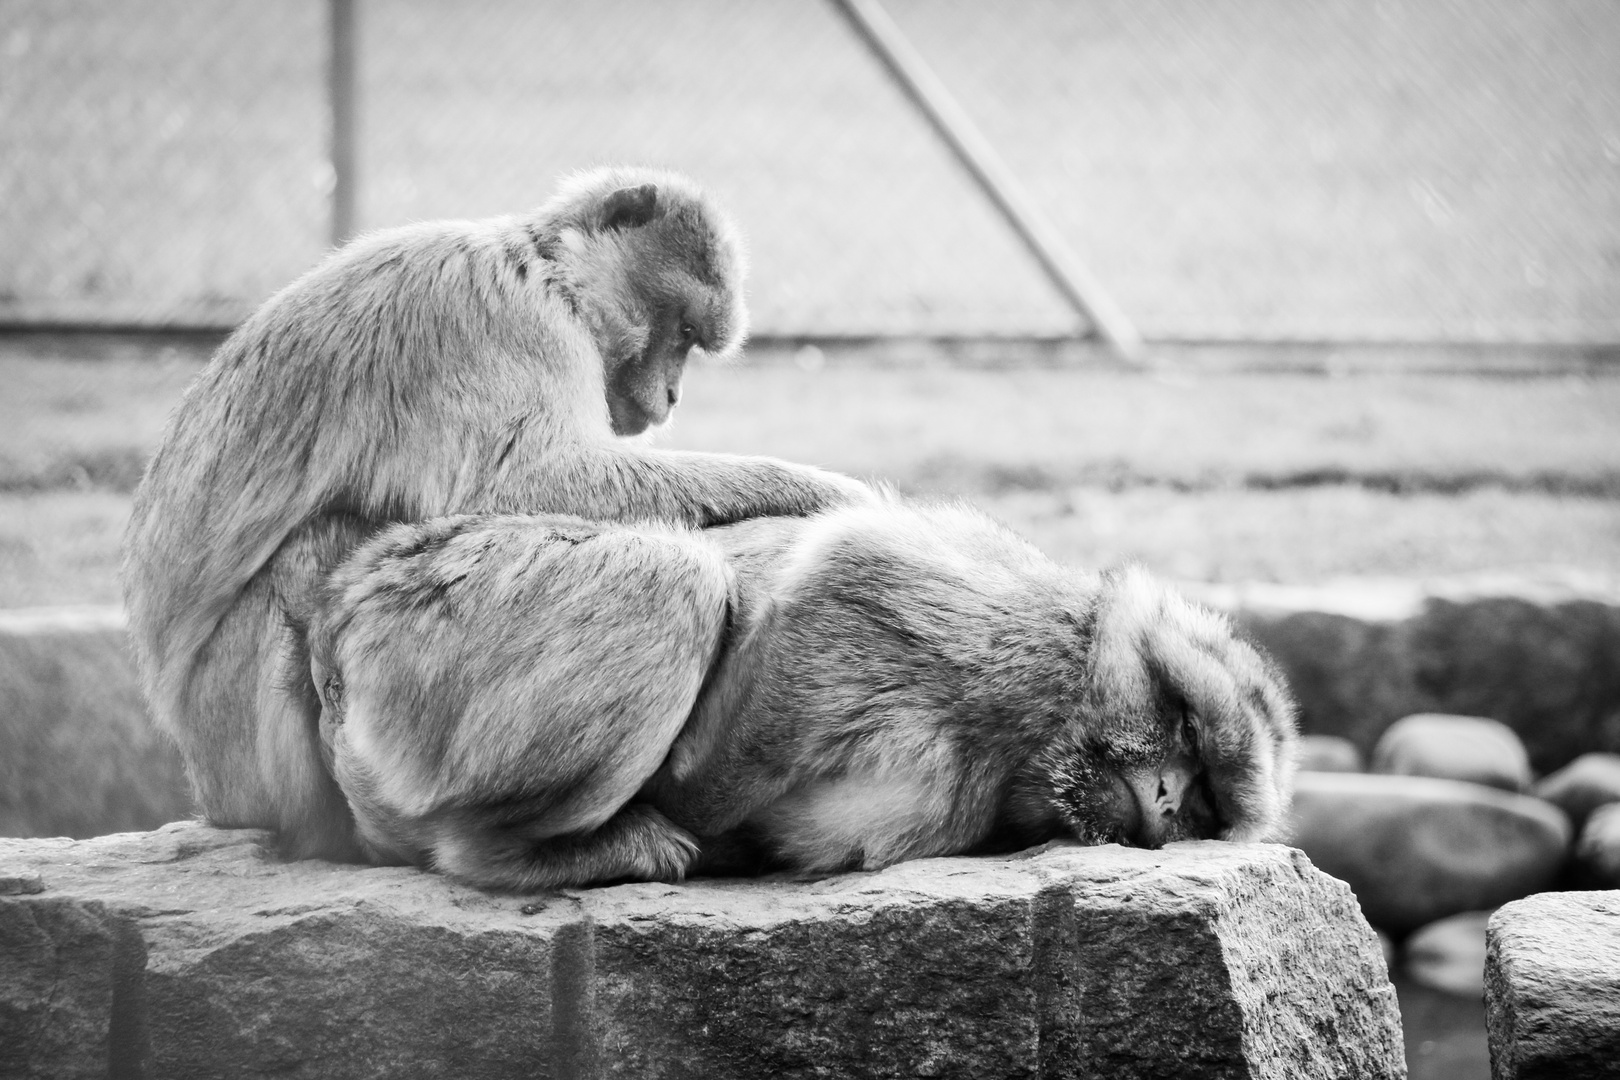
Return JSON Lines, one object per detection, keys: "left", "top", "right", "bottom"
{"left": 575, "top": 448, "right": 876, "bottom": 528}
{"left": 695, "top": 463, "right": 878, "bottom": 527}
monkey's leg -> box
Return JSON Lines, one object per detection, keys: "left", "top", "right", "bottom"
{"left": 313, "top": 514, "right": 734, "bottom": 888}
{"left": 428, "top": 803, "right": 699, "bottom": 891}
{"left": 179, "top": 513, "right": 375, "bottom": 859}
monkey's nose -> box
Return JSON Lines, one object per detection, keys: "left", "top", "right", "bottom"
{"left": 1155, "top": 779, "right": 1181, "bottom": 816}
{"left": 1156, "top": 755, "right": 1198, "bottom": 817}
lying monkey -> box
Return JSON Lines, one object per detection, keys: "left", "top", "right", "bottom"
{"left": 309, "top": 500, "right": 1299, "bottom": 890}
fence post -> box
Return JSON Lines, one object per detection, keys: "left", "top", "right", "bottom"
{"left": 329, "top": 0, "right": 358, "bottom": 246}
{"left": 831, "top": 0, "right": 1143, "bottom": 358}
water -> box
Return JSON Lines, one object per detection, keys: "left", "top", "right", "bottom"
{"left": 1395, "top": 976, "right": 1491, "bottom": 1080}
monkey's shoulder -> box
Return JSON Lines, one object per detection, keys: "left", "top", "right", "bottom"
{"left": 744, "top": 501, "right": 1078, "bottom": 623}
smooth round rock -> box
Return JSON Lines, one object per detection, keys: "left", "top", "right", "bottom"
{"left": 1299, "top": 734, "right": 1365, "bottom": 773}
{"left": 1370, "top": 713, "right": 1533, "bottom": 792}
{"left": 1403, "top": 910, "right": 1493, "bottom": 997}
{"left": 1534, "top": 752, "right": 1620, "bottom": 830}
{"left": 1287, "top": 772, "right": 1571, "bottom": 935}
{"left": 1571, "top": 802, "right": 1620, "bottom": 889}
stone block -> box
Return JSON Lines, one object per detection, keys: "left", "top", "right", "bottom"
{"left": 0, "top": 822, "right": 1406, "bottom": 1079}
{"left": 1485, "top": 891, "right": 1620, "bottom": 1079}
{"left": 1371, "top": 713, "right": 1532, "bottom": 792}
{"left": 0, "top": 891, "right": 147, "bottom": 1080}
{"left": 1286, "top": 772, "right": 1571, "bottom": 935}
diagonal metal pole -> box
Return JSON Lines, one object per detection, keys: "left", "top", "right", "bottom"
{"left": 831, "top": 0, "right": 1143, "bottom": 358}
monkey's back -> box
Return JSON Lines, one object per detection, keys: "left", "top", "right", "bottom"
{"left": 657, "top": 501, "right": 1099, "bottom": 872}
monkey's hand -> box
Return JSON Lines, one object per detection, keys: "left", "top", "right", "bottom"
{"left": 674, "top": 453, "right": 881, "bottom": 528}
{"left": 496, "top": 445, "right": 879, "bottom": 530}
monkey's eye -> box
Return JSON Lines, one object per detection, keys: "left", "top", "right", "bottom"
{"left": 678, "top": 322, "right": 697, "bottom": 343}
{"left": 1181, "top": 713, "right": 1200, "bottom": 753}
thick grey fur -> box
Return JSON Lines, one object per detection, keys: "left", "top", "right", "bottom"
{"left": 311, "top": 500, "right": 1299, "bottom": 891}
{"left": 122, "top": 168, "right": 870, "bottom": 859}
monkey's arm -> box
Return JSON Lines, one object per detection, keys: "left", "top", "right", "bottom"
{"left": 311, "top": 514, "right": 733, "bottom": 890}
{"left": 484, "top": 438, "right": 876, "bottom": 528}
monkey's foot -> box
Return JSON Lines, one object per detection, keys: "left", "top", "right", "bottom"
{"left": 433, "top": 803, "right": 699, "bottom": 892}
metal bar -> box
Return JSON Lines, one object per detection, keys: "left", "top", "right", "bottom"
{"left": 831, "top": 0, "right": 1143, "bottom": 357}
{"left": 329, "top": 0, "right": 358, "bottom": 246}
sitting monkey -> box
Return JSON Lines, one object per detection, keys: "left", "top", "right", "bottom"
{"left": 309, "top": 500, "right": 1299, "bottom": 889}
{"left": 122, "top": 168, "right": 870, "bottom": 860}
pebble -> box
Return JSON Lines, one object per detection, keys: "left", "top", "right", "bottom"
{"left": 1571, "top": 802, "right": 1620, "bottom": 889}
{"left": 1371, "top": 713, "right": 1532, "bottom": 793}
{"left": 1298, "top": 733, "right": 1364, "bottom": 773}
{"left": 1287, "top": 771, "right": 1570, "bottom": 935}
{"left": 1403, "top": 910, "right": 1492, "bottom": 997}
{"left": 1533, "top": 752, "right": 1620, "bottom": 830}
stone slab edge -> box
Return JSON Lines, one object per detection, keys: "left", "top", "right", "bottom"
{"left": 0, "top": 823, "right": 1403, "bottom": 1080}
{"left": 1484, "top": 891, "right": 1620, "bottom": 1080}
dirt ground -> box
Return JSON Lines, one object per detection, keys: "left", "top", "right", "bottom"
{"left": 2, "top": 337, "right": 1616, "bottom": 610}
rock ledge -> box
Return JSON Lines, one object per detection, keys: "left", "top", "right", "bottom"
{"left": 0, "top": 823, "right": 1402, "bottom": 1079}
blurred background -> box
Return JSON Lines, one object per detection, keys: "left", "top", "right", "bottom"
{"left": 2, "top": 3, "right": 1619, "bottom": 1078}
{"left": 3, "top": 0, "right": 1617, "bottom": 608}
{"left": 4, "top": 0, "right": 1619, "bottom": 339}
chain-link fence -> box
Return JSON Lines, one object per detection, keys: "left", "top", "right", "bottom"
{"left": 0, "top": 0, "right": 332, "bottom": 326}
{"left": 3, "top": 0, "right": 1618, "bottom": 343}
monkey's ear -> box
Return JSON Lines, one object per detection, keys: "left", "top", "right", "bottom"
{"left": 600, "top": 184, "right": 659, "bottom": 230}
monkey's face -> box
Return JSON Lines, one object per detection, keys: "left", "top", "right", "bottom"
{"left": 604, "top": 308, "right": 705, "bottom": 436}
{"left": 547, "top": 173, "right": 747, "bottom": 437}
{"left": 1018, "top": 567, "right": 1298, "bottom": 850}
{"left": 1041, "top": 704, "right": 1223, "bottom": 848}
{"left": 597, "top": 235, "right": 743, "bottom": 435}
{"left": 598, "top": 216, "right": 744, "bottom": 436}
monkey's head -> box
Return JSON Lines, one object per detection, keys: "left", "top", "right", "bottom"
{"left": 1010, "top": 567, "right": 1298, "bottom": 850}
{"left": 537, "top": 167, "right": 748, "bottom": 436}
